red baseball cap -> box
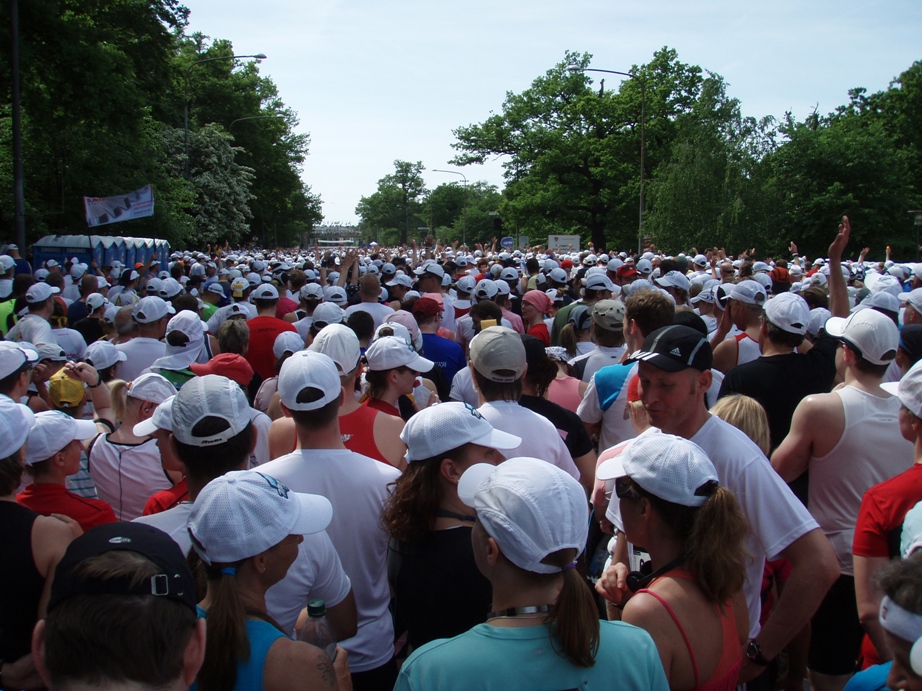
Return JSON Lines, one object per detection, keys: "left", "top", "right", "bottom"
{"left": 189, "top": 354, "right": 254, "bottom": 388}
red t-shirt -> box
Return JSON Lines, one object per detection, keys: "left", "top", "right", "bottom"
{"left": 853, "top": 463, "right": 922, "bottom": 558}
{"left": 527, "top": 323, "right": 550, "bottom": 346}
{"left": 276, "top": 297, "right": 298, "bottom": 319}
{"left": 246, "top": 316, "right": 297, "bottom": 380}
{"left": 142, "top": 479, "right": 190, "bottom": 516}
{"left": 17, "top": 482, "right": 116, "bottom": 532}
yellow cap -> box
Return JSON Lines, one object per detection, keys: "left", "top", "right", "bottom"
{"left": 49, "top": 369, "right": 86, "bottom": 410}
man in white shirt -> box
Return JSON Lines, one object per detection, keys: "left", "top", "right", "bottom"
{"left": 259, "top": 350, "right": 400, "bottom": 689}
{"left": 469, "top": 326, "right": 590, "bottom": 489}
{"left": 7, "top": 283, "right": 59, "bottom": 347}
{"left": 116, "top": 296, "right": 174, "bottom": 382}
{"left": 133, "top": 376, "right": 356, "bottom": 639}
{"left": 597, "top": 323, "right": 839, "bottom": 685}
{"left": 344, "top": 274, "right": 394, "bottom": 329}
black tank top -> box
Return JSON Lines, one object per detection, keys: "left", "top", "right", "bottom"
{"left": 0, "top": 502, "right": 44, "bottom": 660}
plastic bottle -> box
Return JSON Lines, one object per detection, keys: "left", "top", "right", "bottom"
{"left": 296, "top": 599, "right": 337, "bottom": 660}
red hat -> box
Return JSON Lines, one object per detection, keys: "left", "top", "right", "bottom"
{"left": 560, "top": 259, "right": 574, "bottom": 270}
{"left": 412, "top": 297, "right": 442, "bottom": 319}
{"left": 189, "top": 354, "right": 254, "bottom": 388}
{"left": 616, "top": 265, "right": 639, "bottom": 280}
{"left": 522, "top": 289, "right": 553, "bottom": 315}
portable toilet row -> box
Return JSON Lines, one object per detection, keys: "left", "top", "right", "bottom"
{"left": 32, "top": 235, "right": 171, "bottom": 270}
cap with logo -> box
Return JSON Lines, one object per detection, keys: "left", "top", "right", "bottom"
{"left": 170, "top": 375, "right": 250, "bottom": 447}
{"left": 469, "top": 326, "right": 526, "bottom": 383}
{"left": 473, "top": 279, "right": 499, "bottom": 301}
{"left": 188, "top": 470, "right": 333, "bottom": 565}
{"left": 458, "top": 458, "right": 588, "bottom": 574}
{"left": 629, "top": 324, "right": 713, "bottom": 372}
{"left": 401, "top": 402, "right": 521, "bottom": 462}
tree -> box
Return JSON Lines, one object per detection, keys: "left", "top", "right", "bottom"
{"left": 452, "top": 48, "right": 710, "bottom": 251}
{"left": 356, "top": 160, "right": 427, "bottom": 245}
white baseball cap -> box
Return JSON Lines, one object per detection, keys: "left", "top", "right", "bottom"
{"left": 597, "top": 433, "right": 719, "bottom": 508}
{"left": 825, "top": 309, "right": 899, "bottom": 365}
{"left": 132, "top": 395, "right": 175, "bottom": 437}
{"left": 456, "top": 275, "right": 476, "bottom": 294}
{"left": 251, "top": 284, "right": 279, "bottom": 300}
{"left": 458, "top": 458, "right": 589, "bottom": 574}
{"left": 133, "top": 296, "right": 175, "bottom": 324}
{"left": 158, "top": 277, "right": 183, "bottom": 299}
{"left": 401, "top": 402, "right": 521, "bottom": 462}
{"left": 37, "top": 343, "right": 67, "bottom": 363}
{"left": 299, "top": 283, "right": 324, "bottom": 301}
{"left": 386, "top": 274, "right": 413, "bottom": 288}
{"left": 0, "top": 341, "right": 39, "bottom": 378}
{"left": 273, "top": 331, "right": 305, "bottom": 360}
{"left": 729, "top": 280, "right": 767, "bottom": 306}
{"left": 188, "top": 469, "right": 333, "bottom": 565}
{"left": 807, "top": 308, "right": 832, "bottom": 337}
{"left": 473, "top": 279, "right": 499, "bottom": 301}
{"left": 654, "top": 271, "right": 691, "bottom": 292}
{"left": 0, "top": 397, "right": 35, "bottom": 459}
{"left": 693, "top": 254, "right": 708, "bottom": 267}
{"left": 278, "top": 351, "right": 342, "bottom": 411}
{"left": 470, "top": 326, "right": 526, "bottom": 383}
{"left": 26, "top": 283, "right": 60, "bottom": 304}
{"left": 764, "top": 292, "right": 810, "bottom": 335}
{"left": 364, "top": 335, "right": 433, "bottom": 373}
{"left": 206, "top": 283, "right": 225, "bottom": 297}
{"left": 900, "top": 501, "right": 922, "bottom": 559}
{"left": 899, "top": 288, "right": 922, "bottom": 316}
{"left": 308, "top": 324, "right": 361, "bottom": 374}
{"left": 883, "top": 365, "right": 922, "bottom": 418}
{"left": 584, "top": 273, "right": 617, "bottom": 292}
{"left": 310, "top": 302, "right": 344, "bottom": 328}
{"left": 86, "top": 293, "right": 109, "bottom": 311}
{"left": 325, "top": 286, "right": 348, "bottom": 306}
{"left": 170, "top": 375, "right": 250, "bottom": 446}
{"left": 126, "top": 372, "right": 177, "bottom": 404}
{"left": 856, "top": 291, "right": 901, "bottom": 314}
{"left": 414, "top": 262, "right": 445, "bottom": 279}
{"left": 26, "top": 411, "right": 99, "bottom": 465}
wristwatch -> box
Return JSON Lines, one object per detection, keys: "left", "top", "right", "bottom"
{"left": 745, "top": 639, "right": 773, "bottom": 666}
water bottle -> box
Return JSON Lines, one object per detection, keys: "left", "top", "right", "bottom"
{"left": 297, "top": 599, "right": 337, "bottom": 660}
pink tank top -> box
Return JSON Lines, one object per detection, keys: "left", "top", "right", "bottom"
{"left": 636, "top": 569, "right": 742, "bottom": 691}
{"left": 547, "top": 376, "right": 582, "bottom": 413}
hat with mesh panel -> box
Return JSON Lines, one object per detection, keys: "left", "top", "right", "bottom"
{"left": 170, "top": 375, "right": 250, "bottom": 447}
{"left": 188, "top": 469, "right": 332, "bottom": 565}
{"left": 596, "top": 433, "right": 719, "bottom": 507}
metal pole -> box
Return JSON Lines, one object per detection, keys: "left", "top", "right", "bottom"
{"left": 184, "top": 53, "right": 266, "bottom": 179}
{"left": 432, "top": 169, "right": 468, "bottom": 247}
{"left": 11, "top": 0, "right": 26, "bottom": 248}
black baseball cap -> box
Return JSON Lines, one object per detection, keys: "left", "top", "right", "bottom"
{"left": 48, "top": 523, "right": 198, "bottom": 614}
{"left": 628, "top": 324, "right": 713, "bottom": 373}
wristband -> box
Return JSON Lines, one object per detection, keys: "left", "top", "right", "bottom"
{"left": 89, "top": 376, "right": 102, "bottom": 388}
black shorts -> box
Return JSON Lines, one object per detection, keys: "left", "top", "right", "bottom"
{"left": 808, "top": 574, "right": 863, "bottom": 675}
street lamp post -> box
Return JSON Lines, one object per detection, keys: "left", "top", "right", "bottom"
{"left": 183, "top": 53, "right": 266, "bottom": 178}
{"left": 228, "top": 114, "right": 285, "bottom": 130}
{"left": 569, "top": 66, "right": 646, "bottom": 255}
{"left": 432, "top": 169, "right": 468, "bottom": 247}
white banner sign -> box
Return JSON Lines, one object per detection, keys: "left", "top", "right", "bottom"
{"left": 84, "top": 185, "right": 154, "bottom": 227}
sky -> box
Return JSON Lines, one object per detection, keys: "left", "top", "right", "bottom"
{"left": 183, "top": 0, "right": 922, "bottom": 226}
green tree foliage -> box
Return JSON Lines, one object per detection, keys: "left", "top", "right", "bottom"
{"left": 356, "top": 161, "right": 427, "bottom": 245}
{"left": 426, "top": 181, "right": 503, "bottom": 247}
{"left": 0, "top": 2, "right": 320, "bottom": 249}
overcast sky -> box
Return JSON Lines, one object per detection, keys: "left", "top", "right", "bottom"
{"left": 183, "top": 0, "right": 921, "bottom": 225}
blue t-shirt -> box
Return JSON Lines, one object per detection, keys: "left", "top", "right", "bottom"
{"left": 843, "top": 662, "right": 892, "bottom": 691}
{"left": 395, "top": 620, "right": 669, "bottom": 691}
{"left": 421, "top": 333, "right": 466, "bottom": 385}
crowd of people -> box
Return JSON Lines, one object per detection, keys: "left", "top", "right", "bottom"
{"left": 1, "top": 220, "right": 922, "bottom": 690}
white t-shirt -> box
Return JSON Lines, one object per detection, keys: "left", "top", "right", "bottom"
{"left": 115, "top": 337, "right": 165, "bottom": 382}
{"left": 478, "top": 400, "right": 580, "bottom": 479}
{"left": 455, "top": 314, "right": 513, "bottom": 354}
{"left": 258, "top": 447, "right": 400, "bottom": 672}
{"left": 134, "top": 501, "right": 352, "bottom": 635}
{"left": 54, "top": 328, "right": 87, "bottom": 361}
{"left": 88, "top": 434, "right": 173, "bottom": 521}
{"left": 449, "top": 367, "right": 478, "bottom": 407}
{"left": 675, "top": 416, "right": 817, "bottom": 639}
{"left": 578, "top": 362, "right": 639, "bottom": 454}
{"left": 293, "top": 316, "right": 313, "bottom": 341}
{"left": 344, "top": 302, "right": 395, "bottom": 330}
{"left": 205, "top": 302, "right": 256, "bottom": 333}
{"left": 569, "top": 345, "right": 627, "bottom": 382}
{"left": 7, "top": 314, "right": 57, "bottom": 347}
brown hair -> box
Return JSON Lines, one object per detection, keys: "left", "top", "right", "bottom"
{"left": 217, "top": 319, "right": 249, "bottom": 356}
{"left": 625, "top": 290, "right": 675, "bottom": 339}
{"left": 0, "top": 448, "right": 25, "bottom": 495}
{"left": 472, "top": 367, "right": 522, "bottom": 403}
{"left": 194, "top": 557, "right": 249, "bottom": 691}
{"left": 383, "top": 452, "right": 453, "bottom": 543}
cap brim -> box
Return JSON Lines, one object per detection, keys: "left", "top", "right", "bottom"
{"left": 290, "top": 492, "right": 333, "bottom": 535}
{"left": 824, "top": 316, "right": 848, "bottom": 338}
{"left": 596, "top": 440, "right": 635, "bottom": 480}
{"left": 457, "top": 463, "right": 497, "bottom": 508}
{"left": 628, "top": 351, "right": 691, "bottom": 373}
{"left": 116, "top": 351, "right": 128, "bottom": 362}
{"left": 72, "top": 419, "right": 101, "bottom": 441}
{"left": 409, "top": 352, "right": 435, "bottom": 373}
{"left": 881, "top": 381, "right": 900, "bottom": 397}
{"left": 472, "top": 427, "right": 521, "bottom": 452}
{"left": 133, "top": 418, "right": 161, "bottom": 437}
